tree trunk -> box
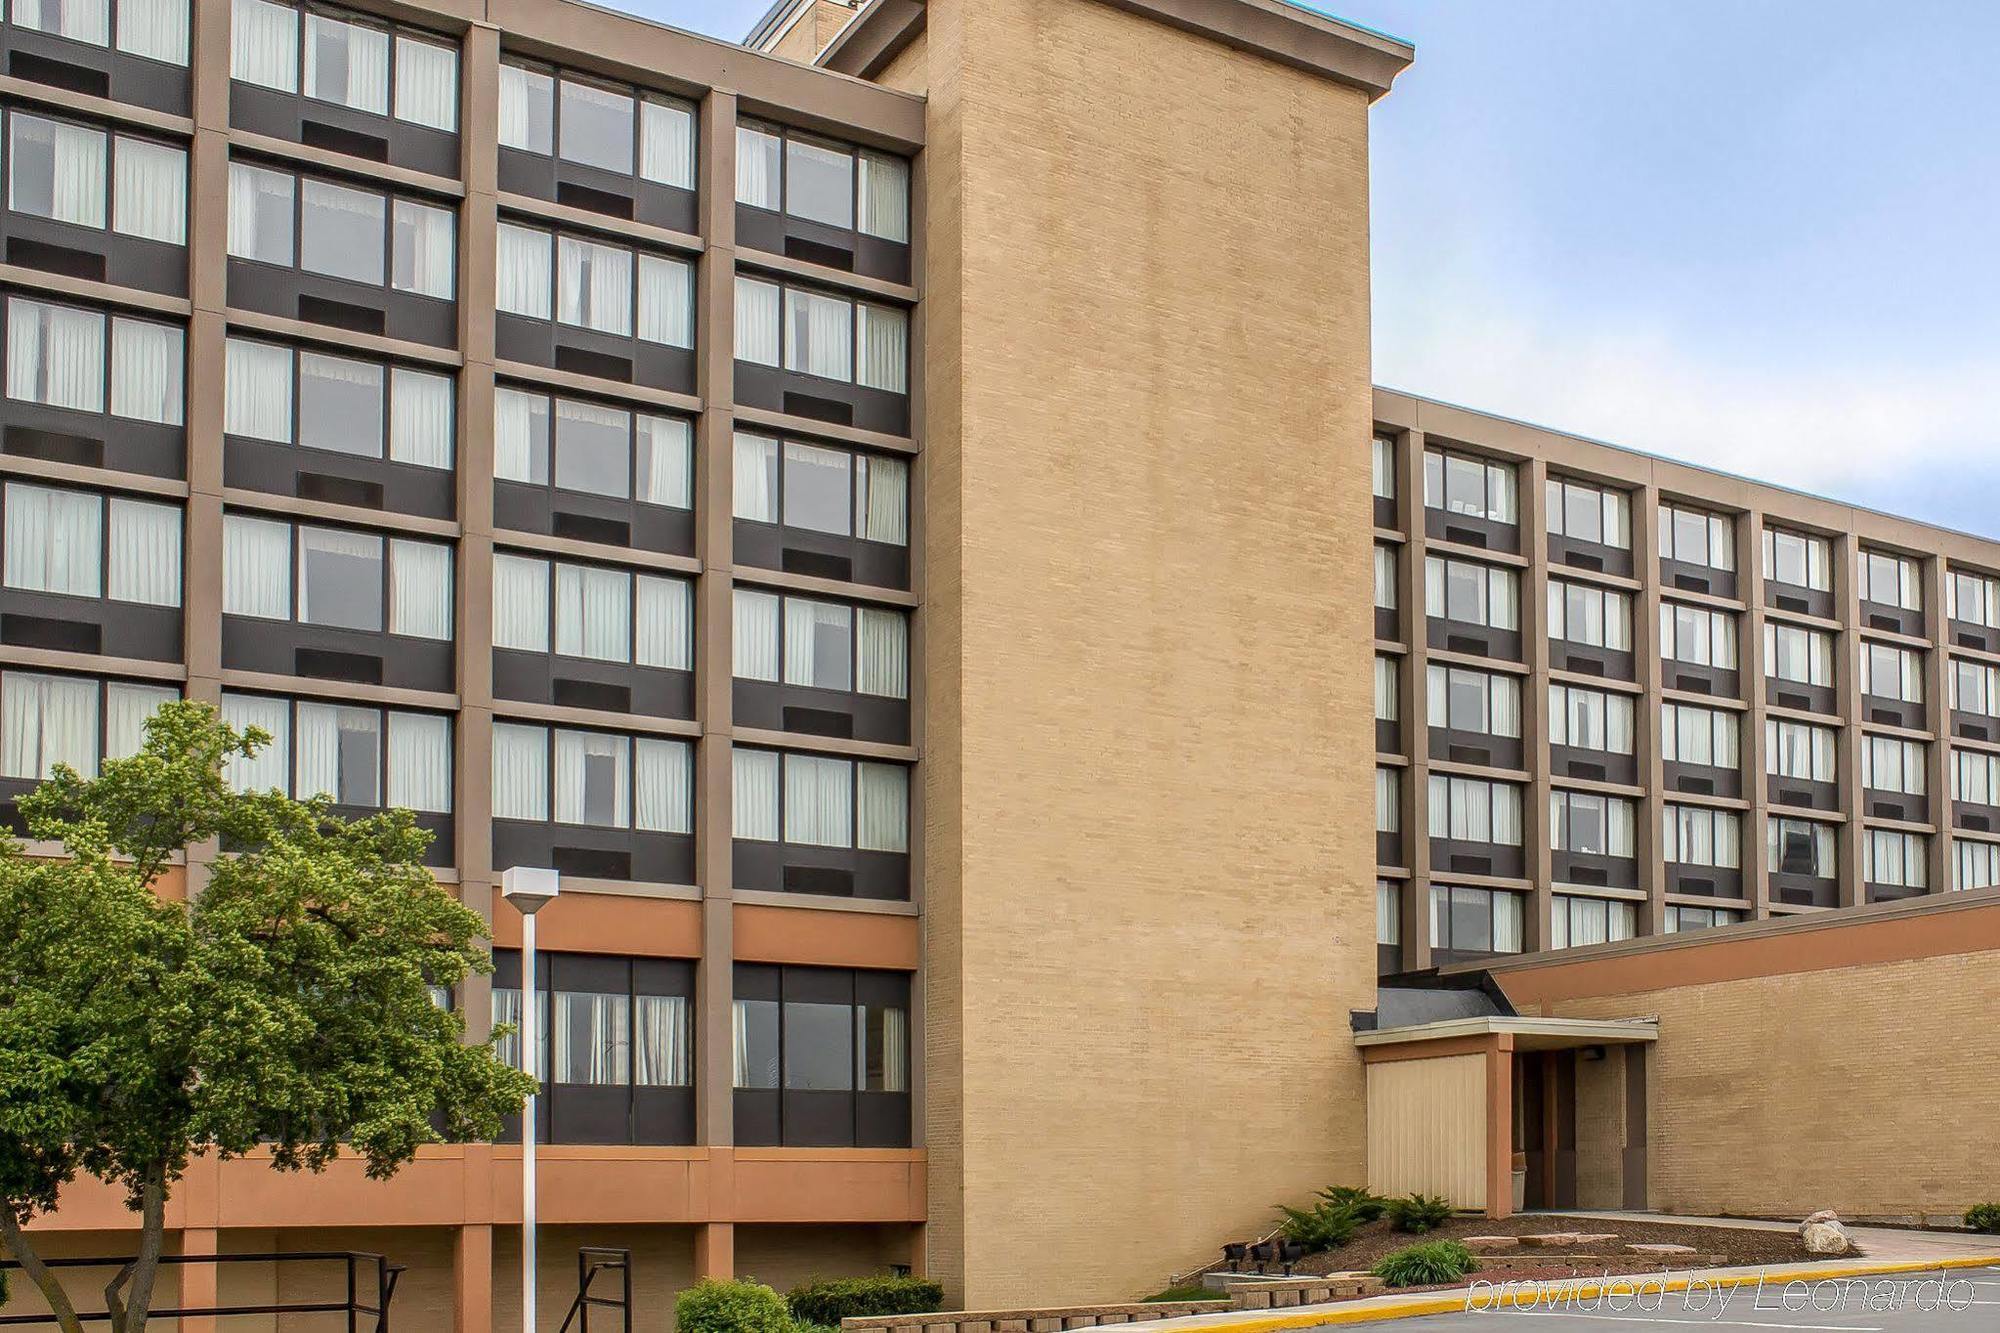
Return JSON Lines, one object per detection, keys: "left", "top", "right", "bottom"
{"left": 0, "top": 1209, "right": 87, "bottom": 1333}
{"left": 103, "top": 1170, "right": 168, "bottom": 1333}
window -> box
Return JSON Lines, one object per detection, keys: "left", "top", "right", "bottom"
{"left": 1953, "top": 838, "right": 2000, "bottom": 892}
{"left": 219, "top": 692, "right": 450, "bottom": 812}
{"left": 0, "top": 672, "right": 174, "bottom": 781}
{"left": 4, "top": 109, "right": 186, "bottom": 245}
{"left": 1861, "top": 735, "right": 1926, "bottom": 796}
{"left": 232, "top": 0, "right": 457, "bottom": 131}
{"left": 1952, "top": 659, "right": 2000, "bottom": 720}
{"left": 492, "top": 951, "right": 691, "bottom": 1102}
{"left": 492, "top": 553, "right": 692, "bottom": 671}
{"left": 494, "top": 222, "right": 693, "bottom": 348}
{"left": 493, "top": 387, "right": 691, "bottom": 509}
{"left": 1661, "top": 702, "right": 1740, "bottom": 768}
{"left": 1662, "top": 803, "right": 1740, "bottom": 868}
{"left": 1544, "top": 476, "right": 1630, "bottom": 549}
{"left": 1374, "top": 767, "right": 1399, "bottom": 834}
{"left": 735, "top": 121, "right": 909, "bottom": 244}
{"left": 1859, "top": 642, "right": 1923, "bottom": 704}
{"left": 1423, "top": 556, "right": 1518, "bottom": 630}
{"left": 1659, "top": 502, "right": 1734, "bottom": 571}
{"left": 16, "top": 0, "right": 186, "bottom": 63}
{"left": 497, "top": 63, "right": 693, "bottom": 190}
{"left": 1665, "top": 905, "right": 1741, "bottom": 933}
{"left": 1952, "top": 749, "right": 2000, "bottom": 807}
{"left": 4, "top": 295, "right": 182, "bottom": 423}
{"left": 1863, "top": 828, "right": 1927, "bottom": 889}
{"left": 1546, "top": 579, "right": 1630, "bottom": 650}
{"left": 1948, "top": 569, "right": 2000, "bottom": 628}
{"left": 1550, "top": 790, "right": 1635, "bottom": 858}
{"left": 1428, "top": 665, "right": 1521, "bottom": 739}
{"left": 1859, "top": 549, "right": 1921, "bottom": 610}
{"left": 733, "top": 432, "right": 908, "bottom": 547}
{"left": 1765, "top": 718, "right": 1836, "bottom": 783}
{"left": 1548, "top": 683, "right": 1635, "bottom": 754}
{"left": 227, "top": 160, "right": 454, "bottom": 300}
{"left": 1660, "top": 601, "right": 1737, "bottom": 669}
{"left": 223, "top": 337, "right": 452, "bottom": 469}
{"left": 735, "top": 275, "right": 907, "bottom": 394}
{"left": 490, "top": 721, "right": 690, "bottom": 835}
{"left": 1766, "top": 816, "right": 1835, "bottom": 878}
{"left": 1422, "top": 447, "right": 1515, "bottom": 524}
{"left": 1373, "top": 655, "right": 1398, "bottom": 724}
{"left": 1764, "top": 623, "right": 1833, "bottom": 687}
{"left": 1372, "top": 544, "right": 1396, "bottom": 611}
{"left": 1371, "top": 434, "right": 1395, "bottom": 501}
{"left": 1762, "top": 526, "right": 1830, "bottom": 592}
{"left": 1426, "top": 775, "right": 1522, "bottom": 846}
{"left": 221, "top": 514, "right": 450, "bottom": 640}
{"left": 732, "top": 589, "right": 908, "bottom": 700}
{"left": 731, "top": 748, "right": 909, "bottom": 854}
{"left": 1375, "top": 880, "right": 1400, "bottom": 945}
{"left": 2, "top": 482, "right": 179, "bottom": 607}
{"left": 1429, "top": 884, "right": 1523, "bottom": 955}
{"left": 1549, "top": 894, "right": 1636, "bottom": 950}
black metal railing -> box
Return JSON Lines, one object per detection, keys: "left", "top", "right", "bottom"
{"left": 558, "top": 1247, "right": 633, "bottom": 1333}
{"left": 0, "top": 1250, "right": 403, "bottom": 1330}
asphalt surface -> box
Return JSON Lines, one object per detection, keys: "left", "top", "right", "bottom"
{"left": 1360, "top": 1263, "right": 2000, "bottom": 1332}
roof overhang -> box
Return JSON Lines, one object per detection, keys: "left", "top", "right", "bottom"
{"left": 1355, "top": 1015, "right": 1659, "bottom": 1053}
{"left": 819, "top": 0, "right": 1414, "bottom": 100}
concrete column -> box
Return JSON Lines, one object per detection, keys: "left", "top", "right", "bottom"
{"left": 1635, "top": 491, "right": 1667, "bottom": 934}
{"left": 1521, "top": 456, "right": 1553, "bottom": 950}
{"left": 1483, "top": 1034, "right": 1515, "bottom": 1221}
{"left": 1398, "top": 427, "right": 1432, "bottom": 971}
{"left": 455, "top": 1224, "right": 494, "bottom": 1333}
{"left": 176, "top": 1227, "right": 218, "bottom": 1333}
{"left": 694, "top": 1222, "right": 736, "bottom": 1281}
{"left": 1741, "top": 506, "right": 1772, "bottom": 919}
{"left": 1923, "top": 552, "right": 1951, "bottom": 894}
{"left": 1836, "top": 528, "right": 1865, "bottom": 908}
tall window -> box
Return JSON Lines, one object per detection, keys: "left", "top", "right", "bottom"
{"left": 735, "top": 121, "right": 909, "bottom": 244}
{"left": 1952, "top": 749, "right": 2000, "bottom": 807}
{"left": 4, "top": 295, "right": 183, "bottom": 423}
{"left": 492, "top": 554, "right": 691, "bottom": 670}
{"left": 1861, "top": 735, "right": 1926, "bottom": 796}
{"left": 1429, "top": 665, "right": 1520, "bottom": 738}
{"left": 231, "top": 0, "right": 457, "bottom": 131}
{"left": 1659, "top": 502, "right": 1734, "bottom": 571}
{"left": 734, "top": 275, "right": 907, "bottom": 395}
{"left": 1376, "top": 880, "right": 1401, "bottom": 946}
{"left": 1765, "top": 719, "right": 1836, "bottom": 783}
{"left": 1948, "top": 569, "right": 2000, "bottom": 629}
{"left": 14, "top": 0, "right": 187, "bottom": 63}
{"left": 731, "top": 748, "right": 909, "bottom": 855}
{"left": 733, "top": 432, "right": 908, "bottom": 548}
{"left": 1661, "top": 702, "right": 1739, "bottom": 768}
{"left": 219, "top": 692, "right": 450, "bottom": 812}
{"left": 491, "top": 722, "right": 690, "bottom": 834}
{"left": 1766, "top": 816, "right": 1835, "bottom": 878}
{"left": 1429, "top": 884, "right": 1523, "bottom": 955}
{"left": 1371, "top": 434, "right": 1395, "bottom": 501}
{"left": 4, "top": 109, "right": 186, "bottom": 245}
{"left": 0, "top": 672, "right": 174, "bottom": 781}
{"left": 1662, "top": 803, "right": 1740, "bottom": 868}
{"left": 1762, "top": 526, "right": 1830, "bottom": 591}
{"left": 1544, "top": 476, "right": 1630, "bottom": 548}
{"left": 1952, "top": 659, "right": 2000, "bottom": 719}
{"left": 494, "top": 222, "right": 692, "bottom": 347}
{"left": 1374, "top": 767, "right": 1399, "bottom": 834}
{"left": 1764, "top": 623, "right": 1833, "bottom": 687}
{"left": 1424, "top": 556, "right": 1518, "bottom": 629}
{"left": 732, "top": 589, "right": 908, "bottom": 700}
{"left": 1546, "top": 579, "right": 1630, "bottom": 649}
{"left": 1372, "top": 544, "right": 1397, "bottom": 610}
{"left": 1374, "top": 655, "right": 1398, "bottom": 724}
{"left": 492, "top": 951, "right": 692, "bottom": 1100}
{"left": 223, "top": 337, "right": 452, "bottom": 469}
{"left": 1953, "top": 838, "right": 2000, "bottom": 893}
{"left": 227, "top": 160, "right": 455, "bottom": 300}
{"left": 1863, "top": 829, "right": 1927, "bottom": 890}
{"left": 1422, "top": 447, "right": 1515, "bottom": 524}
{"left": 1550, "top": 894, "right": 1636, "bottom": 950}
{"left": 1659, "top": 601, "right": 1737, "bottom": 668}
{"left": 494, "top": 388, "right": 691, "bottom": 508}
{"left": 1550, "top": 790, "right": 1635, "bottom": 858}
{"left": 221, "top": 514, "right": 451, "bottom": 640}
{"left": 1, "top": 482, "right": 179, "bottom": 607}
{"left": 1548, "top": 683, "right": 1634, "bottom": 754}
{"left": 1858, "top": 549, "right": 1921, "bottom": 610}
{"left": 499, "top": 62, "right": 695, "bottom": 190}
{"left": 1426, "top": 775, "right": 1522, "bottom": 846}
{"left": 1859, "top": 642, "right": 1923, "bottom": 704}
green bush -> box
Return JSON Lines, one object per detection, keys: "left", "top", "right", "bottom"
{"left": 1385, "top": 1193, "right": 1454, "bottom": 1234}
{"left": 1967, "top": 1203, "right": 2000, "bottom": 1234}
{"left": 1141, "top": 1283, "right": 1221, "bottom": 1303}
{"left": 1275, "top": 1201, "right": 1360, "bottom": 1253}
{"left": 1371, "top": 1241, "right": 1478, "bottom": 1288}
{"left": 678, "top": 1279, "right": 793, "bottom": 1333}
{"left": 785, "top": 1276, "right": 944, "bottom": 1326}
{"left": 1318, "top": 1185, "right": 1388, "bottom": 1224}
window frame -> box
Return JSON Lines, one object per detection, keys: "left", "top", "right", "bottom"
{"left": 491, "top": 383, "right": 693, "bottom": 512}
{"left": 730, "top": 745, "right": 911, "bottom": 855}
{"left": 218, "top": 689, "right": 452, "bottom": 813}
{"left": 0, "top": 668, "right": 178, "bottom": 781}
{"left": 0, "top": 478, "right": 181, "bottom": 607}
{"left": 493, "top": 218, "right": 694, "bottom": 349}
{"left": 226, "top": 157, "right": 456, "bottom": 302}
{"left": 734, "top": 118, "right": 909, "bottom": 245}
{"left": 491, "top": 549, "right": 692, "bottom": 672}
{"left": 498, "top": 57, "right": 697, "bottom": 190}
{"left": 221, "top": 511, "right": 452, "bottom": 641}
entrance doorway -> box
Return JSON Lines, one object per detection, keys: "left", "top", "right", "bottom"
{"left": 1514, "top": 1045, "right": 1647, "bottom": 1211}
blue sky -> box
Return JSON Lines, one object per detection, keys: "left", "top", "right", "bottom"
{"left": 631, "top": 0, "right": 2000, "bottom": 536}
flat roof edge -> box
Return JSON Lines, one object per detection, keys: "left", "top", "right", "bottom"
{"left": 1355, "top": 1015, "right": 1660, "bottom": 1046}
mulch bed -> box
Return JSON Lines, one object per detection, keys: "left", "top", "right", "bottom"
{"left": 1255, "top": 1214, "right": 1813, "bottom": 1280}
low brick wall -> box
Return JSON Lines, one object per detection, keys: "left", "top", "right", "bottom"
{"left": 841, "top": 1302, "right": 1232, "bottom": 1333}
{"left": 1221, "top": 1275, "right": 1383, "bottom": 1308}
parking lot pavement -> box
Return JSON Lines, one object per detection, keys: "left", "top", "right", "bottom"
{"left": 1350, "top": 1264, "right": 2000, "bottom": 1332}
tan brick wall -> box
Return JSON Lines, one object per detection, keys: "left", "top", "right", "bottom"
{"left": 913, "top": 0, "right": 1379, "bottom": 1307}
{"left": 763, "top": 0, "right": 859, "bottom": 63}
{"left": 1572, "top": 1053, "right": 1625, "bottom": 1210}
{"left": 1550, "top": 948, "right": 2000, "bottom": 1221}
{"left": 735, "top": 1222, "right": 915, "bottom": 1294}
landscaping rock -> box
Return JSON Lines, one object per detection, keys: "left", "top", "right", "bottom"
{"left": 1461, "top": 1236, "right": 1516, "bottom": 1252}
{"left": 1571, "top": 1234, "right": 1623, "bottom": 1246}
{"left": 1803, "top": 1209, "right": 1840, "bottom": 1226}
{"left": 1519, "top": 1233, "right": 1585, "bottom": 1248}
{"left": 1801, "top": 1219, "right": 1854, "bottom": 1255}
{"left": 1627, "top": 1243, "right": 1698, "bottom": 1256}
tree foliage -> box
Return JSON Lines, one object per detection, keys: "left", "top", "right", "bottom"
{"left": 0, "top": 701, "right": 534, "bottom": 1332}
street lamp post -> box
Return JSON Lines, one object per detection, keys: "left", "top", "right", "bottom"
{"left": 501, "top": 866, "right": 560, "bottom": 1333}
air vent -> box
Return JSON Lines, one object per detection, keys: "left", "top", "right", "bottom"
{"left": 781, "top": 547, "right": 852, "bottom": 582}
{"left": 1676, "top": 674, "right": 1712, "bottom": 695}
{"left": 783, "top": 864, "right": 855, "bottom": 896}
{"left": 1870, "top": 613, "right": 1901, "bottom": 632}
{"left": 554, "top": 344, "right": 632, "bottom": 382}
{"left": 1448, "top": 743, "right": 1491, "bottom": 765}
{"left": 556, "top": 180, "right": 633, "bottom": 219}
{"left": 294, "top": 647, "right": 383, "bottom": 685}
{"left": 1677, "top": 876, "right": 1715, "bottom": 896}
{"left": 300, "top": 119, "right": 389, "bottom": 162}
{"left": 553, "top": 845, "right": 630, "bottom": 880}
{"left": 1446, "top": 634, "right": 1486, "bottom": 656}
{"left": 297, "top": 294, "right": 384, "bottom": 335}
{"left": 1777, "top": 884, "right": 1815, "bottom": 907}
{"left": 552, "top": 677, "right": 630, "bottom": 714}
{"left": 1568, "top": 760, "right": 1607, "bottom": 782}
{"left": 1779, "top": 785, "right": 1810, "bottom": 806}
{"left": 6, "top": 236, "right": 105, "bottom": 282}
{"left": 1677, "top": 775, "right": 1714, "bottom": 795}
{"left": 1568, "top": 865, "right": 1609, "bottom": 886}
{"left": 1444, "top": 525, "right": 1488, "bottom": 549}
{"left": 1871, "top": 707, "right": 1902, "bottom": 726}
{"left": 297, "top": 471, "right": 384, "bottom": 509}
{"left": 552, "top": 511, "right": 630, "bottom": 546}
{"left": 1776, "top": 593, "right": 1809, "bottom": 613}
{"left": 2, "top": 613, "right": 99, "bottom": 654}
{"left": 785, "top": 235, "right": 855, "bottom": 271}
{"left": 4, "top": 425, "right": 103, "bottom": 468}
{"left": 1564, "top": 550, "right": 1604, "bottom": 572}
{"left": 1449, "top": 853, "right": 1492, "bottom": 874}
{"left": 7, "top": 50, "right": 108, "bottom": 98}
{"left": 1567, "top": 656, "right": 1605, "bottom": 677}
{"left": 1965, "top": 812, "right": 1991, "bottom": 832}
{"left": 1673, "top": 573, "right": 1710, "bottom": 593}
{"left": 783, "top": 391, "right": 854, "bottom": 426}
{"left": 1962, "top": 720, "right": 1993, "bottom": 742}
{"left": 1871, "top": 800, "right": 1903, "bottom": 820}
{"left": 1961, "top": 632, "right": 1990, "bottom": 650}
{"left": 1778, "top": 690, "right": 1812, "bottom": 710}
{"left": 783, "top": 706, "right": 854, "bottom": 739}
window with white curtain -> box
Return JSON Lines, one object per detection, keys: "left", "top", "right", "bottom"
{"left": 731, "top": 747, "right": 909, "bottom": 853}
{"left": 228, "top": 160, "right": 455, "bottom": 300}
{"left": 1547, "top": 578, "right": 1631, "bottom": 650}
{"left": 1859, "top": 549, "right": 1922, "bottom": 610}
{"left": 1953, "top": 659, "right": 2000, "bottom": 719}
{"left": 1375, "top": 880, "right": 1401, "bottom": 945}
{"left": 233, "top": 0, "right": 457, "bottom": 130}
{"left": 1763, "top": 526, "right": 1830, "bottom": 592}
{"left": 1426, "top": 774, "right": 1523, "bottom": 846}
{"left": 1544, "top": 475, "right": 1630, "bottom": 548}
{"left": 733, "top": 275, "right": 907, "bottom": 394}
{"left": 1860, "top": 641, "right": 1923, "bottom": 704}
{"left": 0, "top": 673, "right": 168, "bottom": 778}
{"left": 3, "top": 297, "right": 182, "bottom": 425}
{"left": 0, "top": 481, "right": 179, "bottom": 606}
{"left": 1424, "top": 555, "right": 1518, "bottom": 630}
{"left": 1861, "top": 734, "right": 1926, "bottom": 796}
{"left": 17, "top": 0, "right": 187, "bottom": 60}
{"left": 1949, "top": 569, "right": 2000, "bottom": 629}
{"left": 1659, "top": 502, "right": 1735, "bottom": 572}
{"left": 491, "top": 551, "right": 691, "bottom": 671}
{"left": 1952, "top": 748, "right": 2000, "bottom": 807}
{"left": 1863, "top": 828, "right": 1927, "bottom": 889}
{"left": 731, "top": 588, "right": 907, "bottom": 699}
{"left": 1429, "top": 884, "right": 1523, "bottom": 954}
{"left": 5, "top": 110, "right": 187, "bottom": 245}
{"left": 492, "top": 386, "right": 691, "bottom": 509}
{"left": 489, "top": 721, "right": 689, "bottom": 835}
{"left": 1953, "top": 837, "right": 2000, "bottom": 892}
{"left": 224, "top": 337, "right": 453, "bottom": 469}
{"left": 1550, "top": 790, "right": 1635, "bottom": 858}
{"left": 1661, "top": 701, "right": 1740, "bottom": 768}
{"left": 1767, "top": 815, "right": 1836, "bottom": 877}
{"left": 498, "top": 62, "right": 695, "bottom": 189}
{"left": 1661, "top": 803, "right": 1740, "bottom": 868}
{"left": 494, "top": 221, "right": 692, "bottom": 348}
{"left": 1764, "top": 718, "right": 1836, "bottom": 783}
{"left": 1422, "top": 447, "right": 1516, "bottom": 524}
{"left": 1374, "top": 655, "right": 1398, "bottom": 723}
{"left": 1429, "top": 664, "right": 1521, "bottom": 739}
{"left": 732, "top": 431, "right": 908, "bottom": 547}
{"left": 1374, "top": 767, "right": 1398, "bottom": 834}
{"left": 1764, "top": 623, "right": 1833, "bottom": 687}
{"left": 1371, "top": 435, "right": 1395, "bottom": 501}
{"left": 1546, "top": 682, "right": 1633, "bottom": 754}
{"left": 1549, "top": 894, "right": 1637, "bottom": 950}
{"left": 220, "top": 514, "right": 450, "bottom": 640}
{"left": 735, "top": 120, "right": 910, "bottom": 244}
{"left": 1659, "top": 601, "right": 1737, "bottom": 669}
{"left": 218, "top": 691, "right": 450, "bottom": 811}
{"left": 1372, "top": 543, "right": 1396, "bottom": 610}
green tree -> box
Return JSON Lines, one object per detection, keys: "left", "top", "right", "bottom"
{"left": 0, "top": 700, "right": 533, "bottom": 1333}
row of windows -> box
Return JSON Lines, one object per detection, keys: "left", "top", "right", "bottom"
{"left": 233, "top": 0, "right": 456, "bottom": 131}
{"left": 228, "top": 158, "right": 454, "bottom": 300}
{"left": 2, "top": 104, "right": 186, "bottom": 244}
{"left": 499, "top": 62, "right": 691, "bottom": 186}
{"left": 1381, "top": 881, "right": 1742, "bottom": 959}
{"left": 494, "top": 220, "right": 691, "bottom": 346}
{"left": 8, "top": 0, "right": 187, "bottom": 63}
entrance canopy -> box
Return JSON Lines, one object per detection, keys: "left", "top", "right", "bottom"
{"left": 1356, "top": 1014, "right": 1659, "bottom": 1052}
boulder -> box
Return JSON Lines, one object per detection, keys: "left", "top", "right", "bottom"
{"left": 1519, "top": 1233, "right": 1584, "bottom": 1248}
{"left": 1802, "top": 1209, "right": 1840, "bottom": 1226}
{"left": 1801, "top": 1220, "right": 1854, "bottom": 1255}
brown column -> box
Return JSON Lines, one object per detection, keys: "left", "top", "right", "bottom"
{"left": 1484, "top": 1033, "right": 1515, "bottom": 1220}
{"left": 176, "top": 1227, "right": 218, "bottom": 1333}
{"left": 1922, "top": 553, "right": 1951, "bottom": 894}
{"left": 1836, "top": 528, "right": 1865, "bottom": 908}
{"left": 694, "top": 1221, "right": 736, "bottom": 1280}
{"left": 1522, "top": 457, "right": 1553, "bottom": 949}
{"left": 1635, "top": 492, "right": 1667, "bottom": 934}
{"left": 1741, "top": 506, "right": 1772, "bottom": 919}
{"left": 455, "top": 1223, "right": 494, "bottom": 1333}
{"left": 1398, "top": 427, "right": 1432, "bottom": 970}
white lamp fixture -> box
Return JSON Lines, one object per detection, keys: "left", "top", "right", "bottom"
{"left": 500, "top": 866, "right": 560, "bottom": 1333}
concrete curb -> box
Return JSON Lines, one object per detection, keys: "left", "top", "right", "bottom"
{"left": 1130, "top": 1253, "right": 2000, "bottom": 1331}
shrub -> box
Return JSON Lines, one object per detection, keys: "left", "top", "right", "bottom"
{"left": 1142, "top": 1283, "right": 1220, "bottom": 1303}
{"left": 785, "top": 1276, "right": 944, "bottom": 1326}
{"left": 1318, "top": 1185, "right": 1388, "bottom": 1224}
{"left": 679, "top": 1280, "right": 792, "bottom": 1333}
{"left": 1371, "top": 1241, "right": 1478, "bottom": 1288}
{"left": 1385, "top": 1193, "right": 1454, "bottom": 1234}
{"left": 1968, "top": 1204, "right": 2000, "bottom": 1234}
{"left": 1275, "top": 1201, "right": 1360, "bottom": 1253}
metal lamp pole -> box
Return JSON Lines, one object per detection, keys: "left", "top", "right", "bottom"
{"left": 500, "top": 866, "right": 560, "bottom": 1333}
